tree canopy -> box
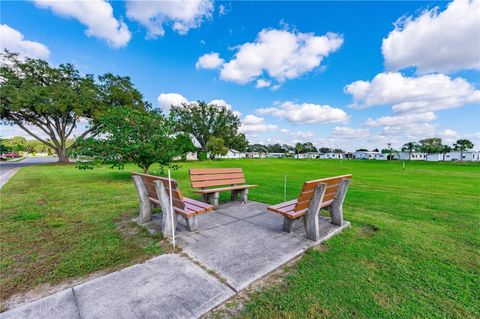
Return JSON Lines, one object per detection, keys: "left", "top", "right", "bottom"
{"left": 453, "top": 139, "right": 474, "bottom": 161}
{"left": 207, "top": 136, "right": 228, "bottom": 159}
{"left": 169, "top": 101, "right": 244, "bottom": 151}
{"left": 74, "top": 107, "right": 182, "bottom": 173}
{"left": 0, "top": 51, "right": 149, "bottom": 163}
{"left": 418, "top": 138, "right": 443, "bottom": 154}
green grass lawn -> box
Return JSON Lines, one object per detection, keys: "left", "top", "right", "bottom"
{"left": 1, "top": 159, "right": 479, "bottom": 317}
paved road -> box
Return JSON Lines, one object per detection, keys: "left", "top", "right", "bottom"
{"left": 0, "top": 157, "right": 58, "bottom": 188}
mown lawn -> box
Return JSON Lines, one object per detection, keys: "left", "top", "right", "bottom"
{"left": 1, "top": 159, "right": 479, "bottom": 317}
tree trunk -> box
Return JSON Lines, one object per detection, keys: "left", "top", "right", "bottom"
{"left": 56, "top": 147, "right": 70, "bottom": 163}
{"left": 461, "top": 150, "right": 464, "bottom": 162}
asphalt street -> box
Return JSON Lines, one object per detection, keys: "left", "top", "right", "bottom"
{"left": 0, "top": 157, "right": 58, "bottom": 188}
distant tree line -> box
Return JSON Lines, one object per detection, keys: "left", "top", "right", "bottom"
{"left": 247, "top": 143, "right": 345, "bottom": 155}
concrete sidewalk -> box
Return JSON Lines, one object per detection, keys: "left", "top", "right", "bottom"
{"left": 1, "top": 255, "right": 234, "bottom": 319}
{"left": 2, "top": 201, "right": 349, "bottom": 319}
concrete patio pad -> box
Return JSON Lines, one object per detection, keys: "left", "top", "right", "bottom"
{"left": 178, "top": 201, "right": 350, "bottom": 292}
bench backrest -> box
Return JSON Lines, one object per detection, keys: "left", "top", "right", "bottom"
{"left": 189, "top": 168, "right": 246, "bottom": 189}
{"left": 293, "top": 174, "right": 352, "bottom": 212}
{"left": 131, "top": 172, "right": 185, "bottom": 210}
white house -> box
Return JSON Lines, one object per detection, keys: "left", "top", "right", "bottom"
{"left": 173, "top": 151, "right": 198, "bottom": 161}
{"left": 266, "top": 153, "right": 285, "bottom": 158}
{"left": 398, "top": 152, "right": 427, "bottom": 161}
{"left": 218, "top": 149, "right": 246, "bottom": 159}
{"left": 354, "top": 151, "right": 381, "bottom": 160}
{"left": 445, "top": 151, "right": 480, "bottom": 161}
{"left": 319, "top": 152, "right": 343, "bottom": 159}
{"left": 375, "top": 153, "right": 388, "bottom": 160}
{"left": 294, "top": 152, "right": 319, "bottom": 159}
{"left": 245, "top": 152, "right": 266, "bottom": 159}
{"left": 426, "top": 153, "right": 444, "bottom": 162}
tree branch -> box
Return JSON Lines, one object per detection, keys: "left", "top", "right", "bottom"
{"left": 12, "top": 120, "right": 56, "bottom": 149}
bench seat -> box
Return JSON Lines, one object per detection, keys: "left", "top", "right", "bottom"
{"left": 132, "top": 172, "right": 214, "bottom": 233}
{"left": 268, "top": 174, "right": 352, "bottom": 241}
{"left": 189, "top": 168, "right": 257, "bottom": 208}
{"left": 267, "top": 199, "right": 333, "bottom": 219}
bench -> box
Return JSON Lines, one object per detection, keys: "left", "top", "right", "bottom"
{"left": 189, "top": 168, "right": 257, "bottom": 209}
{"left": 131, "top": 172, "right": 214, "bottom": 234}
{"left": 268, "top": 174, "right": 352, "bottom": 241}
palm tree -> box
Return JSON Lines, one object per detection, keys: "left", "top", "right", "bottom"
{"left": 441, "top": 145, "right": 452, "bottom": 161}
{"left": 401, "top": 142, "right": 418, "bottom": 160}
{"left": 453, "top": 139, "right": 474, "bottom": 162}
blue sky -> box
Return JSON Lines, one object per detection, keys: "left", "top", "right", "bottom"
{"left": 1, "top": 0, "right": 479, "bottom": 151}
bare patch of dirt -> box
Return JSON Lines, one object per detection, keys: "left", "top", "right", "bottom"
{"left": 358, "top": 224, "right": 379, "bottom": 237}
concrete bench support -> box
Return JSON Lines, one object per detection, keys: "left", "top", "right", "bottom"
{"left": 185, "top": 215, "right": 199, "bottom": 232}
{"left": 328, "top": 178, "right": 350, "bottom": 226}
{"left": 132, "top": 175, "right": 152, "bottom": 224}
{"left": 203, "top": 192, "right": 220, "bottom": 209}
{"left": 154, "top": 181, "right": 177, "bottom": 237}
{"left": 304, "top": 183, "right": 327, "bottom": 241}
{"left": 240, "top": 188, "right": 249, "bottom": 204}
{"left": 283, "top": 217, "right": 294, "bottom": 233}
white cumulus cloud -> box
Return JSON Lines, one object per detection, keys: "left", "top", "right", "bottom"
{"left": 345, "top": 72, "right": 480, "bottom": 113}
{"left": 239, "top": 114, "right": 277, "bottom": 133}
{"left": 382, "top": 0, "right": 480, "bottom": 74}
{"left": 157, "top": 93, "right": 189, "bottom": 111}
{"left": 211, "top": 28, "right": 343, "bottom": 86}
{"left": 33, "top": 0, "right": 131, "bottom": 48}
{"left": 255, "top": 79, "right": 271, "bottom": 89}
{"left": 195, "top": 52, "right": 224, "bottom": 69}
{"left": 0, "top": 24, "right": 50, "bottom": 59}
{"left": 365, "top": 112, "right": 437, "bottom": 127}
{"left": 126, "top": 0, "right": 213, "bottom": 38}
{"left": 257, "top": 101, "right": 349, "bottom": 125}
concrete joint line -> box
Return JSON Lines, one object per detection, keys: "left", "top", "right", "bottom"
{"left": 71, "top": 288, "right": 83, "bottom": 319}
{"left": 180, "top": 252, "right": 237, "bottom": 293}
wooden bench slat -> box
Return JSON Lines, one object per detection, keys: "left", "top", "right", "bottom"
{"left": 301, "top": 175, "right": 352, "bottom": 192}
{"left": 189, "top": 168, "right": 243, "bottom": 175}
{"left": 191, "top": 178, "right": 246, "bottom": 188}
{"left": 193, "top": 184, "right": 257, "bottom": 194}
{"left": 268, "top": 174, "right": 351, "bottom": 221}
{"left": 190, "top": 172, "right": 245, "bottom": 182}
{"left": 132, "top": 172, "right": 213, "bottom": 216}
{"left": 268, "top": 199, "right": 297, "bottom": 210}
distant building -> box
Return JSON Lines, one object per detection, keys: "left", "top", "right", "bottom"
{"left": 319, "top": 152, "right": 344, "bottom": 159}
{"left": 266, "top": 153, "right": 286, "bottom": 158}
{"left": 219, "top": 149, "right": 246, "bottom": 159}
{"left": 294, "top": 152, "right": 319, "bottom": 159}
{"left": 426, "top": 153, "right": 444, "bottom": 162}
{"left": 445, "top": 151, "right": 480, "bottom": 161}
{"left": 173, "top": 151, "right": 198, "bottom": 161}
{"left": 398, "top": 152, "right": 426, "bottom": 161}
{"left": 353, "top": 151, "right": 381, "bottom": 160}
{"left": 245, "top": 152, "right": 266, "bottom": 159}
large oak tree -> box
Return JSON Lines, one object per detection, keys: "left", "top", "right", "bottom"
{"left": 0, "top": 51, "right": 148, "bottom": 163}
{"left": 169, "top": 101, "right": 246, "bottom": 152}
